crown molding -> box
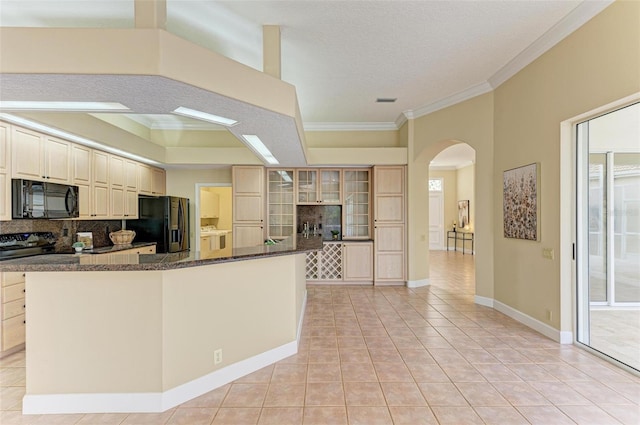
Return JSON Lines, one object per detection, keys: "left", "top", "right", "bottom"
{"left": 410, "top": 82, "right": 493, "bottom": 120}
{"left": 488, "top": 0, "right": 614, "bottom": 88}
{"left": 303, "top": 121, "right": 398, "bottom": 132}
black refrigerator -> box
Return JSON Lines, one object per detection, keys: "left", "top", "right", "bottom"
{"left": 127, "top": 196, "right": 189, "bottom": 253}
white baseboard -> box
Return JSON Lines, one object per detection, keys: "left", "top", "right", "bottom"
{"left": 407, "top": 278, "right": 430, "bottom": 288}
{"left": 474, "top": 295, "right": 494, "bottom": 307}
{"left": 23, "top": 340, "right": 298, "bottom": 415}
{"left": 493, "top": 300, "right": 573, "bottom": 344}
{"left": 23, "top": 293, "right": 309, "bottom": 415}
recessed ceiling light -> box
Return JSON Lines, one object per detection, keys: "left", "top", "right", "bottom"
{"left": 376, "top": 98, "right": 397, "bottom": 103}
{"left": 242, "top": 135, "right": 279, "bottom": 165}
{"left": 172, "top": 106, "right": 238, "bottom": 127}
{"left": 0, "top": 101, "right": 130, "bottom": 111}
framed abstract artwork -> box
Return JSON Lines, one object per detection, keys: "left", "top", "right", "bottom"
{"left": 503, "top": 162, "right": 540, "bottom": 241}
{"left": 458, "top": 200, "right": 470, "bottom": 229}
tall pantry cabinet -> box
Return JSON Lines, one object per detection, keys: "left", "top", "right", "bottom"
{"left": 373, "top": 165, "right": 406, "bottom": 284}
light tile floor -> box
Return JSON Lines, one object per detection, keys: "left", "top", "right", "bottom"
{"left": 1, "top": 251, "right": 639, "bottom": 424}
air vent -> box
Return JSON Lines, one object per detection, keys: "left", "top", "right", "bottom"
{"left": 376, "top": 98, "right": 397, "bottom": 103}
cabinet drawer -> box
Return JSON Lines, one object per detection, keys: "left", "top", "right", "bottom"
{"left": 2, "top": 314, "right": 25, "bottom": 350}
{"left": 1, "top": 272, "right": 25, "bottom": 287}
{"left": 2, "top": 282, "right": 25, "bottom": 303}
{"left": 2, "top": 299, "right": 25, "bottom": 320}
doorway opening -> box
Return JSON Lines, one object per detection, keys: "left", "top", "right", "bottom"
{"left": 576, "top": 101, "right": 640, "bottom": 371}
{"left": 195, "top": 183, "right": 232, "bottom": 256}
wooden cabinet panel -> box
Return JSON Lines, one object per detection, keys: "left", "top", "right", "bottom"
{"left": 2, "top": 281, "right": 25, "bottom": 303}
{"left": 0, "top": 122, "right": 10, "bottom": 174}
{"left": 374, "top": 224, "right": 405, "bottom": 283}
{"left": 343, "top": 242, "right": 373, "bottom": 282}
{"left": 297, "top": 169, "right": 341, "bottom": 204}
{"left": 110, "top": 186, "right": 125, "bottom": 217}
{"left": 151, "top": 167, "right": 165, "bottom": 195}
{"left": 77, "top": 184, "right": 91, "bottom": 219}
{"left": 11, "top": 126, "right": 43, "bottom": 180}
{"left": 138, "top": 164, "right": 152, "bottom": 194}
{"left": 234, "top": 196, "right": 263, "bottom": 222}
{"left": 125, "top": 190, "right": 138, "bottom": 219}
{"left": 71, "top": 144, "right": 91, "bottom": 185}
{"left": 125, "top": 160, "right": 138, "bottom": 190}
{"left": 92, "top": 150, "right": 109, "bottom": 186}
{"left": 374, "top": 166, "right": 404, "bottom": 195}
{"left": 43, "top": 136, "right": 71, "bottom": 183}
{"left": 232, "top": 225, "right": 264, "bottom": 248}
{"left": 233, "top": 166, "right": 265, "bottom": 247}
{"left": 201, "top": 190, "right": 220, "bottom": 218}
{"left": 1, "top": 272, "right": 25, "bottom": 287}
{"left": 374, "top": 196, "right": 404, "bottom": 223}
{"left": 2, "top": 299, "right": 25, "bottom": 320}
{"left": 2, "top": 314, "right": 25, "bottom": 351}
{"left": 91, "top": 185, "right": 109, "bottom": 219}
{"left": 0, "top": 173, "right": 10, "bottom": 221}
{"left": 109, "top": 155, "right": 125, "bottom": 188}
{"left": 375, "top": 253, "right": 405, "bottom": 281}
{"left": 233, "top": 166, "right": 264, "bottom": 195}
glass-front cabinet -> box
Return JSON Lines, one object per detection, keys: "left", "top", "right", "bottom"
{"left": 268, "top": 170, "right": 295, "bottom": 238}
{"left": 297, "top": 169, "right": 341, "bottom": 204}
{"left": 343, "top": 169, "right": 370, "bottom": 239}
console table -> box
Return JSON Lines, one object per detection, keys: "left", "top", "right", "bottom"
{"left": 446, "top": 231, "right": 474, "bottom": 255}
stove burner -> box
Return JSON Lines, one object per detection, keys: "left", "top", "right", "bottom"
{"left": 0, "top": 232, "right": 57, "bottom": 259}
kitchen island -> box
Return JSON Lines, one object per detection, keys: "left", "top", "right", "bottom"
{"left": 0, "top": 236, "right": 322, "bottom": 414}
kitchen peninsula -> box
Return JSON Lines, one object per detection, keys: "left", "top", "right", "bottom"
{"left": 0, "top": 236, "right": 321, "bottom": 415}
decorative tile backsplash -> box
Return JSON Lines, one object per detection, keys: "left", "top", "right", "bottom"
{"left": 297, "top": 205, "right": 342, "bottom": 240}
{"left": 0, "top": 219, "right": 123, "bottom": 251}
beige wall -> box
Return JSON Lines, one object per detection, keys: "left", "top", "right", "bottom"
{"left": 410, "top": 92, "right": 495, "bottom": 297}
{"left": 305, "top": 130, "right": 400, "bottom": 147}
{"left": 492, "top": 0, "right": 640, "bottom": 329}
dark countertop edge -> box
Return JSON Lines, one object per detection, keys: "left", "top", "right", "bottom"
{"left": 70, "top": 241, "right": 157, "bottom": 255}
{"left": 0, "top": 236, "right": 323, "bottom": 272}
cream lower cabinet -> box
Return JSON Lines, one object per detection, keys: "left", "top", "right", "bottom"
{"left": 374, "top": 225, "right": 405, "bottom": 283}
{"left": 343, "top": 242, "right": 374, "bottom": 282}
{"left": 1, "top": 272, "right": 26, "bottom": 356}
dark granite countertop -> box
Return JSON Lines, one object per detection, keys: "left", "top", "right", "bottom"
{"left": 0, "top": 235, "right": 323, "bottom": 272}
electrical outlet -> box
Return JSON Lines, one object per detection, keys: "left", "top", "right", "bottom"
{"left": 546, "top": 309, "right": 553, "bottom": 321}
{"left": 542, "top": 248, "right": 554, "bottom": 260}
{"left": 214, "top": 349, "right": 223, "bottom": 365}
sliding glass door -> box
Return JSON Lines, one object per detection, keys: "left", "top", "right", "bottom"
{"left": 577, "top": 102, "right": 640, "bottom": 371}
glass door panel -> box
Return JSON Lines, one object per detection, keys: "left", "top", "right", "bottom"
{"left": 577, "top": 102, "right": 640, "bottom": 371}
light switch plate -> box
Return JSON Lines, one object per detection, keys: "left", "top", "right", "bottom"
{"left": 542, "top": 248, "right": 554, "bottom": 260}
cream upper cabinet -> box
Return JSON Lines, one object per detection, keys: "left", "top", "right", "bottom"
{"left": 71, "top": 144, "right": 91, "bottom": 185}
{"left": 77, "top": 184, "right": 91, "bottom": 219}
{"left": 125, "top": 190, "right": 138, "bottom": 219}
{"left": 373, "top": 165, "right": 405, "bottom": 224}
{"left": 109, "top": 155, "right": 125, "bottom": 188}
{"left": 42, "top": 136, "right": 72, "bottom": 183}
{"left": 11, "top": 127, "right": 71, "bottom": 184}
{"left": 267, "top": 169, "right": 295, "bottom": 238}
{"left": 232, "top": 166, "right": 265, "bottom": 248}
{"left": 342, "top": 169, "right": 371, "bottom": 239}
{"left": 297, "top": 169, "right": 341, "bottom": 204}
{"left": 125, "top": 160, "right": 138, "bottom": 190}
{"left": 151, "top": 167, "right": 166, "bottom": 195}
{"left": 11, "top": 126, "right": 43, "bottom": 181}
{"left": 138, "top": 164, "right": 165, "bottom": 195}
{"left": 92, "top": 150, "right": 109, "bottom": 187}
{"left": 201, "top": 190, "right": 220, "bottom": 219}
{"left": 138, "top": 164, "right": 152, "bottom": 195}
{"left": 0, "top": 122, "right": 9, "bottom": 174}
{"left": 0, "top": 123, "right": 11, "bottom": 221}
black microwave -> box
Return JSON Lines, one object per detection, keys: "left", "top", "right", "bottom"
{"left": 12, "top": 179, "right": 79, "bottom": 219}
